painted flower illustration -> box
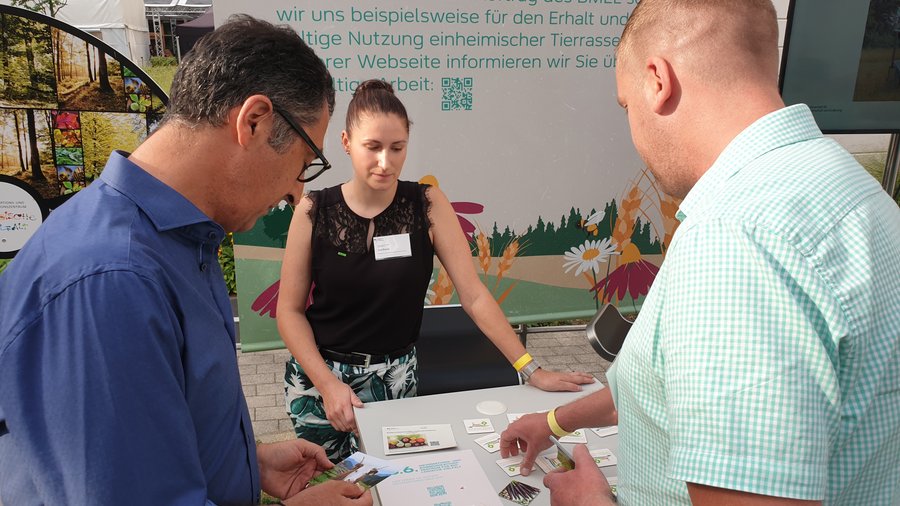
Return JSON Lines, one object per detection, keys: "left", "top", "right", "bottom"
{"left": 563, "top": 238, "right": 616, "bottom": 276}
{"left": 418, "top": 175, "right": 483, "bottom": 241}
{"left": 591, "top": 243, "right": 659, "bottom": 304}
{"left": 251, "top": 280, "right": 314, "bottom": 319}
{"left": 251, "top": 280, "right": 280, "bottom": 318}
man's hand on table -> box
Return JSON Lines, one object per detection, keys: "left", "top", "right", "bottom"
{"left": 500, "top": 412, "right": 554, "bottom": 476}
{"left": 543, "top": 444, "right": 616, "bottom": 506}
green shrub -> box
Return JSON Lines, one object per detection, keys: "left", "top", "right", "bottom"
{"left": 149, "top": 55, "right": 178, "bottom": 67}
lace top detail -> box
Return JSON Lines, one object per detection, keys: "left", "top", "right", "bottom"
{"left": 304, "top": 181, "right": 435, "bottom": 354}
{"left": 308, "top": 184, "right": 431, "bottom": 254}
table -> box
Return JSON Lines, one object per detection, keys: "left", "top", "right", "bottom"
{"left": 354, "top": 381, "right": 617, "bottom": 506}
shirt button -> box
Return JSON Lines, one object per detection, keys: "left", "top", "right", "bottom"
{"left": 208, "top": 231, "right": 217, "bottom": 241}
{"left": 200, "top": 263, "right": 208, "bottom": 272}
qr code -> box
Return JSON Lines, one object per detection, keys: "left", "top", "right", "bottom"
{"left": 428, "top": 485, "right": 448, "bottom": 497}
{"left": 441, "top": 77, "right": 473, "bottom": 111}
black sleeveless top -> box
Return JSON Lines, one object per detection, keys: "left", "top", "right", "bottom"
{"left": 306, "top": 181, "right": 434, "bottom": 354}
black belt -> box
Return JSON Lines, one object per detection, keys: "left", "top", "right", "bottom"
{"left": 318, "top": 343, "right": 415, "bottom": 367}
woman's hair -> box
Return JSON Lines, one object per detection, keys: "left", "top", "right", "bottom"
{"left": 345, "top": 79, "right": 412, "bottom": 134}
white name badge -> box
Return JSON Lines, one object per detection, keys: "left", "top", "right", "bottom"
{"left": 373, "top": 233, "right": 412, "bottom": 260}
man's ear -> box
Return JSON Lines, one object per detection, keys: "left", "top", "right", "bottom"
{"left": 643, "top": 56, "right": 675, "bottom": 115}
{"left": 235, "top": 95, "right": 274, "bottom": 148}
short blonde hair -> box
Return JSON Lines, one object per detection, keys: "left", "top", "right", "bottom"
{"left": 617, "top": 0, "right": 779, "bottom": 85}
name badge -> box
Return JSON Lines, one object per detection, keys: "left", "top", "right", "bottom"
{"left": 373, "top": 233, "right": 412, "bottom": 261}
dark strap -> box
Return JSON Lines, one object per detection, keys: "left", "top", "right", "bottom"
{"left": 318, "top": 343, "right": 415, "bottom": 367}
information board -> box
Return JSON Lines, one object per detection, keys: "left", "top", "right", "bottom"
{"left": 216, "top": 0, "right": 681, "bottom": 351}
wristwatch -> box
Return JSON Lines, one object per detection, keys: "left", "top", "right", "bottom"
{"left": 519, "top": 360, "right": 541, "bottom": 382}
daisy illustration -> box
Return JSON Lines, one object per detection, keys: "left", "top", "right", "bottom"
{"left": 563, "top": 238, "right": 617, "bottom": 276}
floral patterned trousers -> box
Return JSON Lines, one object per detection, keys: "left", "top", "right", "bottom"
{"left": 284, "top": 349, "right": 418, "bottom": 462}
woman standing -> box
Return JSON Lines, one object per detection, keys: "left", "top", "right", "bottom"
{"left": 277, "top": 80, "right": 594, "bottom": 461}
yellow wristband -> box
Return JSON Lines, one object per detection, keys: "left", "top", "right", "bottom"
{"left": 547, "top": 408, "right": 572, "bottom": 438}
{"left": 512, "top": 353, "right": 533, "bottom": 372}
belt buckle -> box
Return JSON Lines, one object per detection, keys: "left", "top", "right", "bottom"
{"left": 351, "top": 352, "right": 373, "bottom": 368}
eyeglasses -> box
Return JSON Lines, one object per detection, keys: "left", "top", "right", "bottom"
{"left": 271, "top": 103, "right": 331, "bottom": 183}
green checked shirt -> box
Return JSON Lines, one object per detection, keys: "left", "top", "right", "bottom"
{"left": 608, "top": 104, "right": 900, "bottom": 505}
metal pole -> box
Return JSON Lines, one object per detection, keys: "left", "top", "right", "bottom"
{"left": 883, "top": 133, "right": 900, "bottom": 197}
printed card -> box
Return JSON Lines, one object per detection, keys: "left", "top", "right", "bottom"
{"left": 534, "top": 448, "right": 618, "bottom": 471}
{"left": 506, "top": 413, "right": 525, "bottom": 424}
{"left": 463, "top": 418, "right": 495, "bottom": 434}
{"left": 499, "top": 480, "right": 542, "bottom": 505}
{"left": 535, "top": 449, "right": 563, "bottom": 474}
{"left": 307, "top": 451, "right": 399, "bottom": 490}
{"left": 590, "top": 426, "right": 619, "bottom": 438}
{"left": 475, "top": 433, "right": 502, "bottom": 453}
{"left": 558, "top": 429, "right": 588, "bottom": 444}
{"left": 383, "top": 424, "right": 457, "bottom": 455}
{"left": 496, "top": 455, "right": 524, "bottom": 476}
{"left": 590, "top": 448, "right": 617, "bottom": 468}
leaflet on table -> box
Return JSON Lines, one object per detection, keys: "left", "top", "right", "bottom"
{"left": 376, "top": 449, "right": 502, "bottom": 506}
{"left": 383, "top": 424, "right": 457, "bottom": 455}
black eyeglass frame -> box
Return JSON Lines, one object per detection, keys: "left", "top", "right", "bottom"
{"left": 271, "top": 103, "right": 331, "bottom": 183}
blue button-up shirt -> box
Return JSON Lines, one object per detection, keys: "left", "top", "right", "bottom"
{"left": 0, "top": 152, "right": 260, "bottom": 505}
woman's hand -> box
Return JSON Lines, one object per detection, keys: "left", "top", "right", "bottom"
{"left": 528, "top": 368, "right": 595, "bottom": 392}
{"left": 319, "top": 379, "right": 364, "bottom": 434}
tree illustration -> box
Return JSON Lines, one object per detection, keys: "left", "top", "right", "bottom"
{"left": 96, "top": 47, "right": 111, "bottom": 93}
{"left": 25, "top": 109, "right": 45, "bottom": 182}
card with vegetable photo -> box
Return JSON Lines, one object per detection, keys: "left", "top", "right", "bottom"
{"left": 307, "top": 451, "right": 399, "bottom": 491}
{"left": 383, "top": 424, "right": 457, "bottom": 455}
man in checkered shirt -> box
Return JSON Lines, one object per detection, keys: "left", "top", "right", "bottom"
{"left": 501, "top": 1, "right": 900, "bottom": 505}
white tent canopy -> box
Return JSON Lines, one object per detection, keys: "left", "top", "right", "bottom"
{"left": 0, "top": 0, "right": 151, "bottom": 66}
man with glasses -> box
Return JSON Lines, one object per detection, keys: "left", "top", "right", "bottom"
{"left": 0, "top": 15, "right": 370, "bottom": 506}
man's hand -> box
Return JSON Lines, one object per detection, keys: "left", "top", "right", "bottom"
{"left": 283, "top": 480, "right": 373, "bottom": 505}
{"left": 499, "top": 412, "right": 554, "bottom": 476}
{"left": 258, "top": 439, "right": 334, "bottom": 500}
{"left": 528, "top": 369, "right": 595, "bottom": 392}
{"left": 543, "top": 445, "right": 616, "bottom": 506}
{"left": 320, "top": 380, "right": 364, "bottom": 434}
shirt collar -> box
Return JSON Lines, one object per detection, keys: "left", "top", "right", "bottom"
{"left": 677, "top": 104, "right": 823, "bottom": 221}
{"left": 100, "top": 151, "right": 221, "bottom": 237}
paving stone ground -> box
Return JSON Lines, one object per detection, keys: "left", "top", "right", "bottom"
{"left": 239, "top": 327, "right": 612, "bottom": 442}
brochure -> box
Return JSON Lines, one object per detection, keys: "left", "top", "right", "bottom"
{"left": 307, "top": 451, "right": 399, "bottom": 490}
{"left": 376, "top": 449, "right": 502, "bottom": 505}
{"left": 383, "top": 424, "right": 457, "bottom": 455}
